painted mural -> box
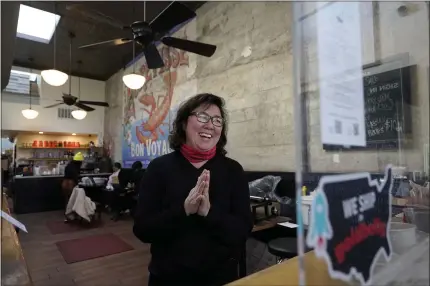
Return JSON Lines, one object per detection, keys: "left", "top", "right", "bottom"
{"left": 122, "top": 46, "right": 189, "bottom": 168}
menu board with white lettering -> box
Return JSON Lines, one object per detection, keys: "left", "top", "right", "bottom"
{"left": 324, "top": 66, "right": 411, "bottom": 150}
{"left": 364, "top": 67, "right": 411, "bottom": 144}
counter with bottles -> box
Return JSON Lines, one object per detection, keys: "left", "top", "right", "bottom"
{"left": 11, "top": 172, "right": 111, "bottom": 214}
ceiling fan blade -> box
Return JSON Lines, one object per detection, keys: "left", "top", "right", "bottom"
{"left": 79, "top": 38, "right": 132, "bottom": 49}
{"left": 66, "top": 4, "right": 127, "bottom": 30}
{"left": 74, "top": 102, "right": 95, "bottom": 112}
{"left": 149, "top": 2, "right": 196, "bottom": 36}
{"left": 78, "top": 100, "right": 109, "bottom": 107}
{"left": 162, "top": 37, "right": 216, "bottom": 57}
{"left": 143, "top": 43, "right": 165, "bottom": 69}
{"left": 44, "top": 102, "right": 64, "bottom": 109}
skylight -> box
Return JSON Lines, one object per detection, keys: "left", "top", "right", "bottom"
{"left": 11, "top": 70, "right": 38, "bottom": 82}
{"left": 16, "top": 4, "right": 60, "bottom": 44}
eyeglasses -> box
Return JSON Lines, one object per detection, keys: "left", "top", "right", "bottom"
{"left": 191, "top": 111, "right": 224, "bottom": 127}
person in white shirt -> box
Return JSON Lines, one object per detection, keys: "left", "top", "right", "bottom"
{"left": 106, "top": 162, "right": 122, "bottom": 191}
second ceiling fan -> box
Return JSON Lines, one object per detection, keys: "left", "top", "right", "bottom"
{"left": 45, "top": 32, "right": 109, "bottom": 112}
{"left": 72, "top": 1, "right": 217, "bottom": 69}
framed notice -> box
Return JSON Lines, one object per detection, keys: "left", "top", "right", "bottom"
{"left": 317, "top": 2, "right": 366, "bottom": 147}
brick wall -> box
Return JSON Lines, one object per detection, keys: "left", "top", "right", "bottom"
{"left": 104, "top": 2, "right": 429, "bottom": 173}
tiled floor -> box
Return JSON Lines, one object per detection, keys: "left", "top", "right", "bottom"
{"left": 17, "top": 211, "right": 150, "bottom": 286}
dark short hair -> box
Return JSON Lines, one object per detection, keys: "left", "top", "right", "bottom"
{"left": 114, "top": 162, "right": 122, "bottom": 169}
{"left": 132, "top": 161, "right": 143, "bottom": 170}
{"left": 168, "top": 93, "right": 228, "bottom": 155}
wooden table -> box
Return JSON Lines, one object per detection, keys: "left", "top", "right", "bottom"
{"left": 230, "top": 250, "right": 346, "bottom": 286}
{"left": 252, "top": 216, "right": 290, "bottom": 233}
{"left": 1, "top": 194, "right": 33, "bottom": 286}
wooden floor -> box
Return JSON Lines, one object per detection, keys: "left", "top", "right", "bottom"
{"left": 16, "top": 210, "right": 278, "bottom": 286}
{"left": 17, "top": 211, "right": 150, "bottom": 286}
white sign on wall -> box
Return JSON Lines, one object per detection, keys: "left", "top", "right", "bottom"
{"left": 317, "top": 2, "right": 366, "bottom": 147}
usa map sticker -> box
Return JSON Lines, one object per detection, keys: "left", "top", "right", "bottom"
{"left": 306, "top": 165, "right": 393, "bottom": 286}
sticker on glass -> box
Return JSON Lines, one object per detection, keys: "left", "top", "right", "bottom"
{"left": 306, "top": 165, "right": 393, "bottom": 285}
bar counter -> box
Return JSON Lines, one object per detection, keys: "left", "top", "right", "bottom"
{"left": 229, "top": 250, "right": 345, "bottom": 286}
{"left": 1, "top": 194, "right": 33, "bottom": 286}
{"left": 229, "top": 230, "right": 429, "bottom": 286}
{"left": 12, "top": 173, "right": 111, "bottom": 214}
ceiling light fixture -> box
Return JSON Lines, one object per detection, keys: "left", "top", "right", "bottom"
{"left": 41, "top": 3, "right": 68, "bottom": 87}
{"left": 123, "top": 4, "right": 146, "bottom": 91}
{"left": 22, "top": 58, "right": 39, "bottom": 120}
{"left": 71, "top": 109, "right": 87, "bottom": 120}
{"left": 41, "top": 69, "right": 68, "bottom": 86}
{"left": 22, "top": 109, "right": 39, "bottom": 120}
{"left": 39, "top": 132, "right": 43, "bottom": 134}
{"left": 123, "top": 73, "right": 146, "bottom": 90}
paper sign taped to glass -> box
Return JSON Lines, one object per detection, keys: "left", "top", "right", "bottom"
{"left": 1, "top": 210, "right": 28, "bottom": 233}
{"left": 306, "top": 165, "right": 393, "bottom": 285}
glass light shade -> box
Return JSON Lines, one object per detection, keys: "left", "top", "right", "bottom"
{"left": 123, "top": 73, "right": 146, "bottom": 90}
{"left": 71, "top": 109, "right": 87, "bottom": 120}
{"left": 21, "top": 108, "right": 39, "bottom": 119}
{"left": 41, "top": 69, "right": 68, "bottom": 86}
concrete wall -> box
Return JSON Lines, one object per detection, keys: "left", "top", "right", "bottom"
{"left": 104, "top": 2, "right": 429, "bottom": 173}
{"left": 104, "top": 71, "right": 124, "bottom": 163}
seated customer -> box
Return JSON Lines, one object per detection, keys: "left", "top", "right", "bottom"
{"left": 131, "top": 161, "right": 145, "bottom": 191}
{"left": 106, "top": 162, "right": 122, "bottom": 191}
{"left": 62, "top": 153, "right": 83, "bottom": 222}
{"left": 110, "top": 167, "right": 135, "bottom": 221}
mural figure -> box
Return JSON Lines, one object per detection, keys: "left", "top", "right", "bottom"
{"left": 136, "top": 71, "right": 177, "bottom": 143}
{"left": 121, "top": 43, "right": 189, "bottom": 168}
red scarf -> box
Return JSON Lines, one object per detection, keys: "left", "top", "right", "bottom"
{"left": 180, "top": 144, "right": 216, "bottom": 163}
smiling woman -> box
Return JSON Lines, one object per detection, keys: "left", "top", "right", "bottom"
{"left": 169, "top": 93, "right": 229, "bottom": 156}
{"left": 133, "top": 93, "right": 253, "bottom": 286}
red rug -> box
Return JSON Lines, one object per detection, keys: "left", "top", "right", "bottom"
{"left": 47, "top": 220, "right": 104, "bottom": 235}
{"left": 56, "top": 233, "right": 134, "bottom": 264}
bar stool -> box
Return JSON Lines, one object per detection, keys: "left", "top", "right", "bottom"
{"left": 268, "top": 237, "right": 311, "bottom": 264}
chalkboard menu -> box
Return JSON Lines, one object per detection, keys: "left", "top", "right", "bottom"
{"left": 324, "top": 66, "right": 412, "bottom": 150}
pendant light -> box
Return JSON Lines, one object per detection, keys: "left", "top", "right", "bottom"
{"left": 71, "top": 109, "right": 87, "bottom": 120}
{"left": 122, "top": 2, "right": 146, "bottom": 90}
{"left": 65, "top": 34, "right": 87, "bottom": 120}
{"left": 41, "top": 2, "right": 68, "bottom": 86}
{"left": 22, "top": 58, "right": 39, "bottom": 119}
{"left": 71, "top": 61, "right": 87, "bottom": 120}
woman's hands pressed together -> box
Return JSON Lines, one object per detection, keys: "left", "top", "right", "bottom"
{"left": 197, "top": 170, "right": 211, "bottom": 217}
{"left": 183, "top": 169, "right": 211, "bottom": 217}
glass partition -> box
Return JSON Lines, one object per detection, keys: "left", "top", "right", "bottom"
{"left": 293, "top": 2, "right": 429, "bottom": 285}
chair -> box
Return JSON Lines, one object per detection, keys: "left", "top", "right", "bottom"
{"left": 111, "top": 184, "right": 136, "bottom": 221}
{"left": 267, "top": 237, "right": 311, "bottom": 264}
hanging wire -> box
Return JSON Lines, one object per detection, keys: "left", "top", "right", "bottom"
{"left": 68, "top": 33, "right": 72, "bottom": 95}
{"left": 78, "top": 61, "right": 82, "bottom": 100}
{"left": 28, "top": 58, "right": 33, "bottom": 109}
{"left": 133, "top": 39, "right": 136, "bottom": 73}
{"left": 132, "top": 2, "right": 137, "bottom": 73}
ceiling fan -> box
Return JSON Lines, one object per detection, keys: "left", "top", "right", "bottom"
{"left": 71, "top": 1, "right": 217, "bottom": 69}
{"left": 45, "top": 32, "right": 109, "bottom": 112}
